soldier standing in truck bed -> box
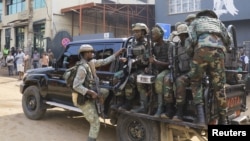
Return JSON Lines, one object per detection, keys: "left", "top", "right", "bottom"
{"left": 187, "top": 10, "right": 231, "bottom": 125}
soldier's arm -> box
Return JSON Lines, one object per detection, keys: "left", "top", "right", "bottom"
{"left": 72, "top": 66, "right": 88, "bottom": 96}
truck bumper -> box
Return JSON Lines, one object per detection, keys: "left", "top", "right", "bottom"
{"left": 231, "top": 115, "right": 250, "bottom": 125}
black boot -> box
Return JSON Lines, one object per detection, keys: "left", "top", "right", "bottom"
{"left": 172, "top": 103, "right": 184, "bottom": 121}
{"left": 161, "top": 103, "right": 175, "bottom": 119}
{"left": 196, "top": 104, "right": 206, "bottom": 126}
{"left": 153, "top": 94, "right": 163, "bottom": 117}
{"left": 118, "top": 99, "right": 132, "bottom": 111}
{"left": 218, "top": 110, "right": 228, "bottom": 125}
{"left": 130, "top": 93, "right": 148, "bottom": 113}
{"left": 130, "top": 101, "right": 147, "bottom": 113}
{"left": 87, "top": 137, "right": 96, "bottom": 141}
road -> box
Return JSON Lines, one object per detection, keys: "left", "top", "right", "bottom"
{"left": 0, "top": 67, "right": 249, "bottom": 141}
{"left": 0, "top": 69, "right": 117, "bottom": 141}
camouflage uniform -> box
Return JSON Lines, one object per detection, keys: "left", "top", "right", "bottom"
{"left": 172, "top": 24, "right": 192, "bottom": 121}
{"left": 187, "top": 10, "right": 231, "bottom": 125}
{"left": 72, "top": 45, "right": 117, "bottom": 140}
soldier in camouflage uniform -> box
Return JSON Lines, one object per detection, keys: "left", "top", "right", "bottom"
{"left": 187, "top": 10, "right": 231, "bottom": 125}
{"left": 147, "top": 25, "right": 174, "bottom": 117}
{"left": 185, "top": 14, "right": 196, "bottom": 26}
{"left": 72, "top": 44, "right": 124, "bottom": 141}
{"left": 116, "top": 23, "right": 150, "bottom": 113}
{"left": 171, "top": 23, "right": 192, "bottom": 121}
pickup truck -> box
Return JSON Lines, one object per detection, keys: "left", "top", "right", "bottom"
{"left": 20, "top": 37, "right": 250, "bottom": 141}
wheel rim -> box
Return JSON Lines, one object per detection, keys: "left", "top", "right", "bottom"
{"left": 127, "top": 120, "right": 146, "bottom": 141}
{"left": 26, "top": 95, "right": 37, "bottom": 111}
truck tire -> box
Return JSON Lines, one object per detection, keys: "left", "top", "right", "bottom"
{"left": 22, "top": 86, "right": 46, "bottom": 120}
{"left": 116, "top": 114, "right": 160, "bottom": 141}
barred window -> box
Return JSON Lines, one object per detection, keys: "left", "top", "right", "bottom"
{"left": 169, "top": 0, "right": 201, "bottom": 14}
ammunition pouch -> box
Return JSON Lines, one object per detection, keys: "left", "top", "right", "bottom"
{"left": 77, "top": 93, "right": 91, "bottom": 105}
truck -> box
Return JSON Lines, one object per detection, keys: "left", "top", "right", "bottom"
{"left": 20, "top": 28, "right": 250, "bottom": 141}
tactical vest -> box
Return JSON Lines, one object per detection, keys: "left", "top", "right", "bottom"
{"left": 132, "top": 40, "right": 149, "bottom": 69}
{"left": 175, "top": 41, "right": 191, "bottom": 73}
{"left": 82, "top": 63, "right": 95, "bottom": 89}
{"left": 195, "top": 16, "right": 228, "bottom": 45}
{"left": 152, "top": 41, "right": 170, "bottom": 72}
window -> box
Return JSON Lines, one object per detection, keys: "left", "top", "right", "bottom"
{"left": 15, "top": 27, "right": 25, "bottom": 48}
{"left": 5, "top": 28, "right": 11, "bottom": 49}
{"left": 169, "top": 0, "right": 201, "bottom": 14}
{"left": 6, "top": 0, "right": 25, "bottom": 15}
{"left": 33, "top": 0, "right": 45, "bottom": 9}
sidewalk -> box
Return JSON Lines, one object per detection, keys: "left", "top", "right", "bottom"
{"left": 0, "top": 66, "right": 20, "bottom": 82}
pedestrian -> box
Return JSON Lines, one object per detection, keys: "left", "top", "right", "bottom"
{"left": 6, "top": 52, "right": 14, "bottom": 76}
{"left": 72, "top": 44, "right": 124, "bottom": 141}
{"left": 24, "top": 51, "right": 30, "bottom": 72}
{"left": 148, "top": 25, "right": 174, "bottom": 117}
{"left": 41, "top": 52, "right": 49, "bottom": 67}
{"left": 187, "top": 10, "right": 232, "bottom": 125}
{"left": 15, "top": 48, "right": 25, "bottom": 80}
{"left": 239, "top": 48, "right": 249, "bottom": 71}
{"left": 31, "top": 50, "right": 40, "bottom": 69}
{"left": 48, "top": 49, "right": 54, "bottom": 66}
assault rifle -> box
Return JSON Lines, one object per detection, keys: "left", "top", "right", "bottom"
{"left": 168, "top": 41, "right": 175, "bottom": 83}
{"left": 88, "top": 62, "right": 106, "bottom": 127}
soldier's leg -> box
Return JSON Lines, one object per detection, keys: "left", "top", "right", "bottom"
{"left": 188, "top": 51, "right": 206, "bottom": 126}
{"left": 161, "top": 74, "right": 175, "bottom": 119}
{"left": 210, "top": 54, "right": 227, "bottom": 124}
{"left": 78, "top": 101, "right": 100, "bottom": 140}
{"left": 154, "top": 70, "right": 169, "bottom": 117}
{"left": 130, "top": 82, "right": 148, "bottom": 113}
{"left": 173, "top": 74, "right": 189, "bottom": 121}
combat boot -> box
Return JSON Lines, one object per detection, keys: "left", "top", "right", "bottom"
{"left": 153, "top": 93, "right": 163, "bottom": 117}
{"left": 172, "top": 103, "right": 184, "bottom": 121}
{"left": 118, "top": 99, "right": 132, "bottom": 111}
{"left": 196, "top": 104, "right": 206, "bottom": 126}
{"left": 218, "top": 110, "right": 228, "bottom": 125}
{"left": 87, "top": 137, "right": 96, "bottom": 141}
{"left": 161, "top": 103, "right": 175, "bottom": 119}
{"left": 130, "top": 93, "right": 148, "bottom": 113}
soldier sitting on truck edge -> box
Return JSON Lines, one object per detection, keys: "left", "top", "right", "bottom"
{"left": 148, "top": 25, "right": 175, "bottom": 117}
{"left": 113, "top": 23, "right": 150, "bottom": 113}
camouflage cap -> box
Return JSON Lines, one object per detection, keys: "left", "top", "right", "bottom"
{"left": 185, "top": 14, "right": 196, "bottom": 22}
{"left": 78, "top": 44, "right": 94, "bottom": 53}
{"left": 176, "top": 24, "right": 188, "bottom": 35}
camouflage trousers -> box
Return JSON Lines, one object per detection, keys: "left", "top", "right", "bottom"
{"left": 72, "top": 88, "right": 109, "bottom": 139}
{"left": 163, "top": 72, "right": 175, "bottom": 103}
{"left": 187, "top": 47, "right": 227, "bottom": 111}
{"left": 175, "top": 74, "right": 190, "bottom": 104}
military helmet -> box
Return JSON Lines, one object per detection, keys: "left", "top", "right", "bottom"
{"left": 176, "top": 24, "right": 188, "bottom": 35}
{"left": 196, "top": 9, "right": 218, "bottom": 19}
{"left": 78, "top": 44, "right": 94, "bottom": 54}
{"left": 185, "top": 14, "right": 196, "bottom": 22}
{"left": 132, "top": 23, "right": 149, "bottom": 34}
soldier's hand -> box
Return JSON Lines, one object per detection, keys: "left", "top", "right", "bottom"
{"left": 87, "top": 90, "right": 98, "bottom": 99}
{"left": 119, "top": 57, "right": 127, "bottom": 62}
{"left": 149, "top": 56, "right": 155, "bottom": 63}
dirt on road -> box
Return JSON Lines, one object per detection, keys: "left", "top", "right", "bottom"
{"left": 0, "top": 71, "right": 117, "bottom": 141}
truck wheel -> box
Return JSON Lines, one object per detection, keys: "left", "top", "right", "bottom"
{"left": 22, "top": 86, "right": 46, "bottom": 120}
{"left": 116, "top": 114, "right": 160, "bottom": 141}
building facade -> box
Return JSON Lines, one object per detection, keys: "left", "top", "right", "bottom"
{"left": 155, "top": 0, "right": 250, "bottom": 47}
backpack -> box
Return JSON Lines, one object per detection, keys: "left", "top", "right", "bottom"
{"left": 63, "top": 62, "right": 83, "bottom": 89}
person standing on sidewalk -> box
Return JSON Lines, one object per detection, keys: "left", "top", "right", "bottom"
{"left": 6, "top": 52, "right": 14, "bottom": 76}
{"left": 15, "top": 48, "right": 25, "bottom": 80}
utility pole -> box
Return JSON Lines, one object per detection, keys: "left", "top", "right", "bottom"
{"left": 26, "top": 0, "right": 34, "bottom": 69}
